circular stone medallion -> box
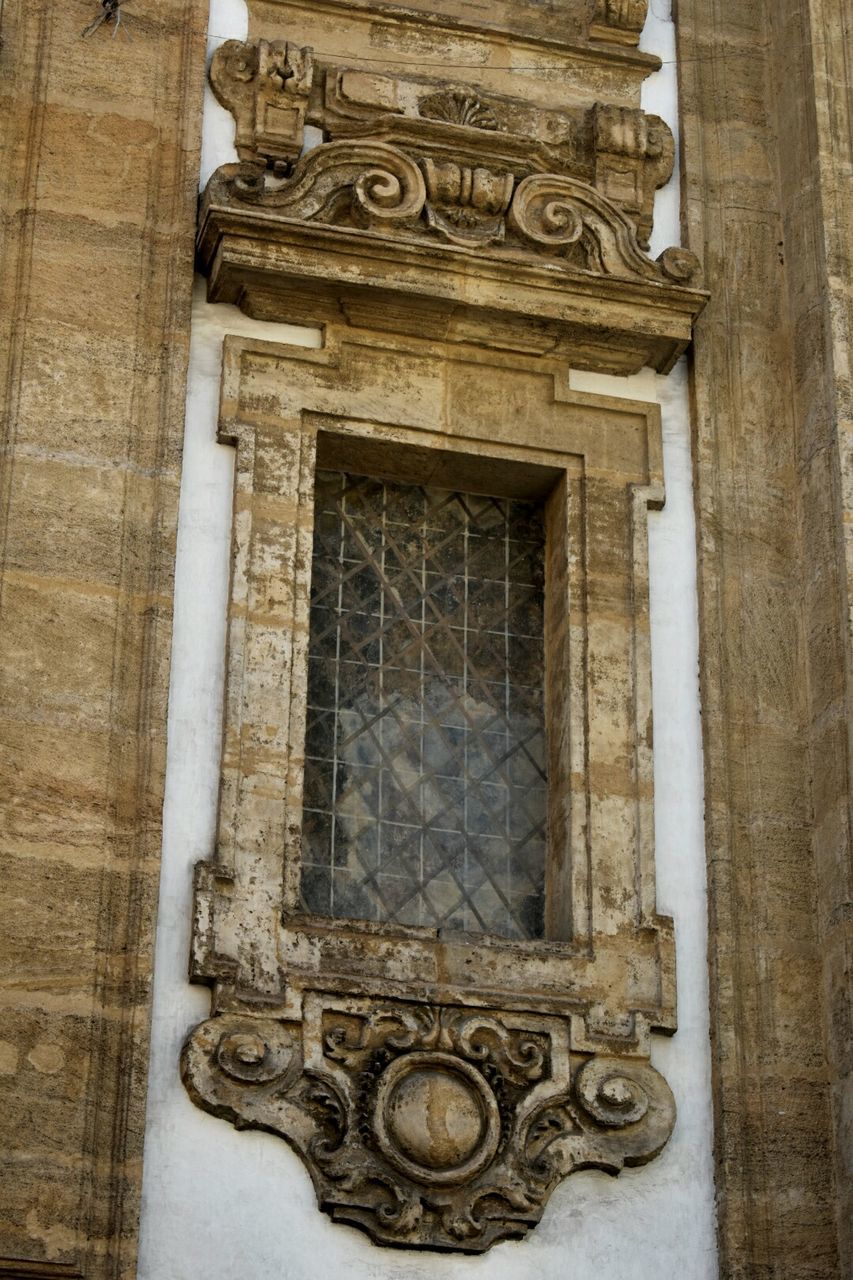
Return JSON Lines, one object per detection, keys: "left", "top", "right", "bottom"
{"left": 373, "top": 1051, "right": 500, "bottom": 1186}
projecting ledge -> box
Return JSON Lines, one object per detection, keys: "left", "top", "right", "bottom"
{"left": 197, "top": 158, "right": 707, "bottom": 376}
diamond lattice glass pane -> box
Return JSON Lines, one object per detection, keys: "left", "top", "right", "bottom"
{"left": 301, "top": 469, "right": 548, "bottom": 940}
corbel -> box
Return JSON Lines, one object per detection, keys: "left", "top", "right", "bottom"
{"left": 210, "top": 37, "right": 314, "bottom": 171}
{"left": 591, "top": 103, "right": 675, "bottom": 249}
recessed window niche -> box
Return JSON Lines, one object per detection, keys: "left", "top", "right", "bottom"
{"left": 301, "top": 468, "right": 548, "bottom": 940}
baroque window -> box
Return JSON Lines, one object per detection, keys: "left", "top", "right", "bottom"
{"left": 182, "top": 0, "right": 705, "bottom": 1255}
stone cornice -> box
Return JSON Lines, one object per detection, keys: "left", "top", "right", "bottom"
{"left": 198, "top": 153, "right": 706, "bottom": 375}
{"left": 251, "top": 0, "right": 658, "bottom": 65}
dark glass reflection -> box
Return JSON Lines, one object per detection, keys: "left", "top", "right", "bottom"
{"left": 301, "top": 470, "right": 547, "bottom": 940}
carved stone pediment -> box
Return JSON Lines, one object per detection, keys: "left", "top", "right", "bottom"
{"left": 205, "top": 142, "right": 689, "bottom": 277}
{"left": 198, "top": 140, "right": 705, "bottom": 373}
{"left": 201, "top": 17, "right": 705, "bottom": 374}
{"left": 211, "top": 43, "right": 675, "bottom": 250}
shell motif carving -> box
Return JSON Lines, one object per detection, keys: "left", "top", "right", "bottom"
{"left": 182, "top": 999, "right": 676, "bottom": 1254}
{"left": 417, "top": 89, "right": 500, "bottom": 131}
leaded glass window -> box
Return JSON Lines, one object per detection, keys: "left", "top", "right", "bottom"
{"left": 301, "top": 469, "right": 548, "bottom": 940}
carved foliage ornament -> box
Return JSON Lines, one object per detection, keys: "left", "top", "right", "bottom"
{"left": 183, "top": 1000, "right": 675, "bottom": 1253}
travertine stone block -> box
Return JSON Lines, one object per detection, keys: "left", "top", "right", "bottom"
{"left": 0, "top": 0, "right": 207, "bottom": 1275}
{"left": 677, "top": 0, "right": 851, "bottom": 1273}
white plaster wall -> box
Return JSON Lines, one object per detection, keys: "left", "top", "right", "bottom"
{"left": 137, "top": 3, "right": 717, "bottom": 1275}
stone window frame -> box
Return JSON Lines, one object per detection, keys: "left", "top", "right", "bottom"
{"left": 183, "top": 323, "right": 678, "bottom": 1252}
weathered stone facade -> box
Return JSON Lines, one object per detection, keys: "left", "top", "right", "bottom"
{"left": 677, "top": 2, "right": 853, "bottom": 1274}
{"left": 0, "top": 0, "right": 207, "bottom": 1275}
{"left": 0, "top": 0, "right": 849, "bottom": 1277}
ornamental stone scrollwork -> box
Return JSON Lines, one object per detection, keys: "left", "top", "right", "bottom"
{"left": 198, "top": 28, "right": 706, "bottom": 374}
{"left": 229, "top": 140, "right": 428, "bottom": 230}
{"left": 182, "top": 999, "right": 675, "bottom": 1253}
{"left": 210, "top": 37, "right": 314, "bottom": 169}
{"left": 507, "top": 172, "right": 700, "bottom": 283}
{"left": 208, "top": 39, "right": 671, "bottom": 246}
{"left": 204, "top": 145, "right": 699, "bottom": 288}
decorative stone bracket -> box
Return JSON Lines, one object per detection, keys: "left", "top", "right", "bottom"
{"left": 592, "top": 102, "right": 672, "bottom": 249}
{"left": 211, "top": 37, "right": 314, "bottom": 169}
{"left": 183, "top": 999, "right": 675, "bottom": 1253}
